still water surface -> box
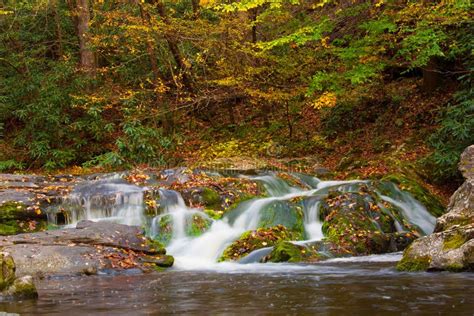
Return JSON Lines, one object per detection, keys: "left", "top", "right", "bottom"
{"left": 1, "top": 254, "right": 473, "bottom": 315}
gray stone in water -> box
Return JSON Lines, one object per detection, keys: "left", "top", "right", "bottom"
{"left": 0, "top": 221, "right": 171, "bottom": 277}
{"left": 398, "top": 145, "right": 474, "bottom": 272}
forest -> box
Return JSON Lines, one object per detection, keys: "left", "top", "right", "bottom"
{"left": 0, "top": 0, "right": 472, "bottom": 190}
{"left": 0, "top": 1, "right": 473, "bottom": 312}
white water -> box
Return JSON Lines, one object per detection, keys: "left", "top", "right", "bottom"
{"left": 380, "top": 195, "right": 436, "bottom": 235}
{"left": 49, "top": 181, "right": 146, "bottom": 227}
{"left": 163, "top": 176, "right": 369, "bottom": 270}
{"left": 50, "top": 173, "right": 437, "bottom": 271}
{"left": 304, "top": 200, "right": 324, "bottom": 240}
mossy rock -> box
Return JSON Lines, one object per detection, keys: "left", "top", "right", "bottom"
{"left": 1, "top": 276, "right": 38, "bottom": 299}
{"left": 0, "top": 202, "right": 47, "bottom": 236}
{"left": 258, "top": 200, "right": 305, "bottom": 236}
{"left": 0, "top": 253, "right": 16, "bottom": 291}
{"left": 396, "top": 252, "right": 431, "bottom": 272}
{"left": 143, "top": 254, "right": 174, "bottom": 268}
{"left": 186, "top": 213, "right": 212, "bottom": 237}
{"left": 319, "top": 190, "right": 417, "bottom": 256}
{"left": 442, "top": 231, "right": 468, "bottom": 251}
{"left": 153, "top": 215, "right": 173, "bottom": 245}
{"left": 380, "top": 174, "right": 445, "bottom": 217}
{"left": 262, "top": 241, "right": 307, "bottom": 263}
{"left": 153, "top": 212, "right": 212, "bottom": 245}
{"left": 219, "top": 225, "right": 300, "bottom": 262}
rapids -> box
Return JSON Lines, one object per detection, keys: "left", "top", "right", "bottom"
{"left": 45, "top": 172, "right": 436, "bottom": 270}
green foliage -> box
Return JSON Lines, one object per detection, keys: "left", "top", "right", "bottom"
{"left": 426, "top": 74, "right": 474, "bottom": 182}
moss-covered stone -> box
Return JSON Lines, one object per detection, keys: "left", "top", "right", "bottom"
{"left": 258, "top": 200, "right": 305, "bottom": 236}
{"left": 442, "top": 232, "right": 467, "bottom": 251}
{"left": 153, "top": 212, "right": 212, "bottom": 245}
{"left": 263, "top": 241, "right": 306, "bottom": 263}
{"left": 3, "top": 276, "right": 38, "bottom": 299}
{"left": 186, "top": 213, "right": 212, "bottom": 237}
{"left": 153, "top": 215, "right": 173, "bottom": 245}
{"left": 396, "top": 253, "right": 431, "bottom": 272}
{"left": 146, "top": 239, "right": 166, "bottom": 255}
{"left": 0, "top": 253, "right": 16, "bottom": 291}
{"left": 143, "top": 254, "right": 174, "bottom": 268}
{"left": 0, "top": 201, "right": 47, "bottom": 236}
{"left": 380, "top": 174, "right": 445, "bottom": 217}
{"left": 201, "top": 188, "right": 221, "bottom": 208}
{"left": 317, "top": 187, "right": 421, "bottom": 258}
{"left": 219, "top": 225, "right": 300, "bottom": 262}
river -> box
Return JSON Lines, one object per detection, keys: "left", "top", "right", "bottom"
{"left": 2, "top": 253, "right": 473, "bottom": 315}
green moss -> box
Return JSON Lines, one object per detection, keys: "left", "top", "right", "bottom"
{"left": 265, "top": 241, "right": 304, "bottom": 263}
{"left": 219, "top": 225, "right": 299, "bottom": 262}
{"left": 186, "top": 213, "right": 211, "bottom": 237}
{"left": 7, "top": 277, "right": 38, "bottom": 299}
{"left": 0, "top": 221, "right": 20, "bottom": 235}
{"left": 445, "top": 262, "right": 465, "bottom": 272}
{"left": 204, "top": 208, "right": 223, "bottom": 220}
{"left": 0, "top": 253, "right": 16, "bottom": 291}
{"left": 0, "top": 202, "right": 27, "bottom": 220}
{"left": 146, "top": 238, "right": 166, "bottom": 254}
{"left": 0, "top": 201, "right": 47, "bottom": 235}
{"left": 442, "top": 233, "right": 467, "bottom": 251}
{"left": 202, "top": 188, "right": 221, "bottom": 208}
{"left": 153, "top": 215, "right": 173, "bottom": 245}
{"left": 396, "top": 253, "right": 431, "bottom": 272}
{"left": 257, "top": 200, "right": 305, "bottom": 237}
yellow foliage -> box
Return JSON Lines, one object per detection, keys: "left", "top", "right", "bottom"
{"left": 321, "top": 36, "right": 330, "bottom": 48}
{"left": 312, "top": 92, "right": 337, "bottom": 110}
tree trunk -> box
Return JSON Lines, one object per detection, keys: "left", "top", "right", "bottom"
{"left": 52, "top": 0, "right": 63, "bottom": 59}
{"left": 422, "top": 58, "right": 441, "bottom": 93}
{"left": 75, "top": 0, "right": 96, "bottom": 73}
{"left": 153, "top": 0, "right": 194, "bottom": 93}
{"left": 191, "top": 0, "right": 200, "bottom": 18}
{"left": 250, "top": 8, "right": 258, "bottom": 43}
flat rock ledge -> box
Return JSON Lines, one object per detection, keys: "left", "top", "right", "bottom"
{"left": 397, "top": 145, "right": 474, "bottom": 272}
{"left": 0, "top": 220, "right": 174, "bottom": 278}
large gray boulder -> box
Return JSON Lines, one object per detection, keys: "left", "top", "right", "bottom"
{"left": 397, "top": 145, "right": 474, "bottom": 272}
{"left": 0, "top": 221, "right": 173, "bottom": 277}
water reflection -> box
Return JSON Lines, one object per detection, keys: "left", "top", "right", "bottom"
{"left": 1, "top": 261, "right": 472, "bottom": 315}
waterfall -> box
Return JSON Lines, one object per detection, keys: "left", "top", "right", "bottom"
{"left": 47, "top": 172, "right": 438, "bottom": 270}
{"left": 303, "top": 199, "right": 324, "bottom": 241}
{"left": 47, "top": 179, "right": 146, "bottom": 227}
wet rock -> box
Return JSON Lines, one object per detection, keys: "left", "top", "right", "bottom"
{"left": 219, "top": 225, "right": 300, "bottom": 262}
{"left": 398, "top": 145, "right": 474, "bottom": 272}
{"left": 261, "top": 241, "right": 308, "bottom": 263}
{"left": 257, "top": 200, "right": 305, "bottom": 236}
{"left": 0, "top": 201, "right": 47, "bottom": 236}
{"left": 397, "top": 225, "right": 473, "bottom": 272}
{"left": 182, "top": 187, "right": 221, "bottom": 209}
{"left": 141, "top": 254, "right": 175, "bottom": 268}
{"left": 319, "top": 190, "right": 418, "bottom": 257}
{"left": 0, "top": 252, "right": 38, "bottom": 300}
{"left": 0, "top": 221, "right": 172, "bottom": 277}
{"left": 0, "top": 253, "right": 16, "bottom": 291}
{"left": 153, "top": 212, "right": 212, "bottom": 245}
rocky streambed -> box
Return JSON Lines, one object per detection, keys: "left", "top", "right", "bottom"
{"left": 0, "top": 147, "right": 472, "bottom": 308}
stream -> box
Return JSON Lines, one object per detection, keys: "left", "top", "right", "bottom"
{"left": 1, "top": 257, "right": 473, "bottom": 314}
{"left": 2, "top": 171, "right": 473, "bottom": 314}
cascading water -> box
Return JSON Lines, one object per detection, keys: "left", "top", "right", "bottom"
{"left": 47, "top": 179, "right": 146, "bottom": 227}
{"left": 49, "top": 172, "right": 437, "bottom": 270}
{"left": 303, "top": 199, "right": 324, "bottom": 241}
{"left": 156, "top": 176, "right": 382, "bottom": 269}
